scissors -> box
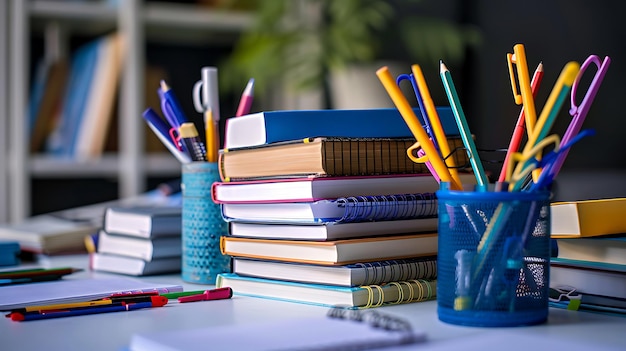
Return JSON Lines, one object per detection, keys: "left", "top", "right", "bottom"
{"left": 192, "top": 67, "right": 220, "bottom": 119}
{"left": 541, "top": 55, "right": 611, "bottom": 183}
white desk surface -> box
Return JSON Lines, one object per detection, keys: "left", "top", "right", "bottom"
{"left": 1, "top": 254, "right": 624, "bottom": 351}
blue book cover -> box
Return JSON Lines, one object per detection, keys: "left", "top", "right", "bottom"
{"left": 224, "top": 107, "right": 459, "bottom": 150}
{"left": 46, "top": 37, "right": 101, "bottom": 156}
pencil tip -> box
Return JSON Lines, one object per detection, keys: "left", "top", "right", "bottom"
{"left": 439, "top": 61, "right": 448, "bottom": 72}
{"left": 160, "top": 80, "right": 169, "bottom": 91}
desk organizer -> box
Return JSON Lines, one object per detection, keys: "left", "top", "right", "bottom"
{"left": 436, "top": 189, "right": 551, "bottom": 327}
{"left": 181, "top": 162, "right": 230, "bottom": 284}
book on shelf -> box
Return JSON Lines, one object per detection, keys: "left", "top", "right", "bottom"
{"left": 220, "top": 192, "right": 438, "bottom": 224}
{"left": 223, "top": 107, "right": 459, "bottom": 150}
{"left": 29, "top": 58, "right": 69, "bottom": 153}
{"left": 0, "top": 215, "right": 97, "bottom": 255}
{"left": 554, "top": 235, "right": 626, "bottom": 265}
{"left": 549, "top": 258, "right": 626, "bottom": 300}
{"left": 90, "top": 252, "right": 181, "bottom": 276}
{"left": 130, "top": 309, "right": 426, "bottom": 351}
{"left": 550, "top": 197, "right": 626, "bottom": 238}
{"left": 216, "top": 273, "right": 437, "bottom": 309}
{"left": 212, "top": 173, "right": 476, "bottom": 204}
{"left": 0, "top": 276, "right": 183, "bottom": 311}
{"left": 45, "top": 35, "right": 101, "bottom": 157}
{"left": 74, "top": 32, "right": 125, "bottom": 159}
{"left": 228, "top": 218, "right": 437, "bottom": 241}
{"left": 231, "top": 256, "right": 437, "bottom": 287}
{"left": 104, "top": 206, "right": 182, "bottom": 239}
{"left": 219, "top": 136, "right": 468, "bottom": 181}
{"left": 220, "top": 233, "right": 438, "bottom": 265}
{"left": 96, "top": 230, "right": 181, "bottom": 261}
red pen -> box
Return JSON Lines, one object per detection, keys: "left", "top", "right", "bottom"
{"left": 235, "top": 78, "right": 255, "bottom": 117}
{"left": 178, "top": 287, "right": 233, "bottom": 303}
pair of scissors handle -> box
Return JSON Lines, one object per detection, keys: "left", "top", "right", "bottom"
{"left": 567, "top": 55, "right": 611, "bottom": 134}
{"left": 192, "top": 80, "right": 208, "bottom": 113}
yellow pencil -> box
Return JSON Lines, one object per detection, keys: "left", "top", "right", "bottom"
{"left": 204, "top": 108, "right": 218, "bottom": 163}
{"left": 376, "top": 66, "right": 462, "bottom": 191}
{"left": 411, "top": 64, "right": 462, "bottom": 188}
{"left": 22, "top": 299, "right": 113, "bottom": 312}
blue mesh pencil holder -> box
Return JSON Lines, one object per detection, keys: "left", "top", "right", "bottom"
{"left": 436, "top": 189, "right": 551, "bottom": 327}
{"left": 181, "top": 162, "right": 230, "bottom": 284}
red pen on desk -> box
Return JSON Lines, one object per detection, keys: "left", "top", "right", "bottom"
{"left": 178, "top": 287, "right": 233, "bottom": 303}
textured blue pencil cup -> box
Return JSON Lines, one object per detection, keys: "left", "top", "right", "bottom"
{"left": 436, "top": 189, "right": 551, "bottom": 327}
{"left": 181, "top": 162, "right": 230, "bottom": 284}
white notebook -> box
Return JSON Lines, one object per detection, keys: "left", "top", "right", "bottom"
{"left": 129, "top": 309, "right": 425, "bottom": 351}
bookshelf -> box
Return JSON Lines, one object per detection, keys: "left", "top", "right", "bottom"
{"left": 4, "top": 0, "right": 253, "bottom": 223}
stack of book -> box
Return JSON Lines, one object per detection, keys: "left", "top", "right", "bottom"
{"left": 549, "top": 197, "right": 626, "bottom": 315}
{"left": 213, "top": 108, "right": 475, "bottom": 309}
{"left": 90, "top": 206, "right": 183, "bottom": 276}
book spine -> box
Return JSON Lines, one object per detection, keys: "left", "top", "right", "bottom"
{"left": 336, "top": 193, "right": 437, "bottom": 223}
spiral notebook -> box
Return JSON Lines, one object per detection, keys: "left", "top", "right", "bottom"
{"left": 221, "top": 192, "right": 437, "bottom": 224}
{"left": 129, "top": 308, "right": 426, "bottom": 351}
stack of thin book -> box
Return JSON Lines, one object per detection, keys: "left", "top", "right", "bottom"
{"left": 212, "top": 108, "right": 475, "bottom": 309}
{"left": 89, "top": 206, "right": 182, "bottom": 276}
{"left": 549, "top": 197, "right": 626, "bottom": 315}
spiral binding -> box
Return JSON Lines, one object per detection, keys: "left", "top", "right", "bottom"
{"left": 356, "top": 279, "right": 437, "bottom": 309}
{"left": 327, "top": 308, "right": 414, "bottom": 335}
{"left": 352, "top": 257, "right": 437, "bottom": 286}
{"left": 334, "top": 193, "right": 437, "bottom": 223}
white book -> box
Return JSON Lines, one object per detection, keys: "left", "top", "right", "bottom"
{"left": 228, "top": 218, "right": 438, "bottom": 240}
{"left": 91, "top": 253, "right": 181, "bottom": 276}
{"left": 104, "top": 206, "right": 181, "bottom": 238}
{"left": 232, "top": 256, "right": 437, "bottom": 286}
{"left": 97, "top": 230, "right": 181, "bottom": 261}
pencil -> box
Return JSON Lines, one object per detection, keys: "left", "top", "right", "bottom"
{"left": 204, "top": 108, "right": 219, "bottom": 163}
{"left": 498, "top": 62, "right": 544, "bottom": 183}
{"left": 439, "top": 61, "right": 488, "bottom": 190}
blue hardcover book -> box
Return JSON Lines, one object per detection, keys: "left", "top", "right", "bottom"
{"left": 223, "top": 107, "right": 459, "bottom": 150}
{"left": 216, "top": 272, "right": 437, "bottom": 309}
{"left": 0, "top": 241, "right": 20, "bottom": 267}
{"left": 46, "top": 37, "right": 101, "bottom": 156}
{"left": 221, "top": 192, "right": 438, "bottom": 224}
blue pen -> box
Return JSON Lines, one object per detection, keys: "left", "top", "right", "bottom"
{"left": 159, "top": 80, "right": 189, "bottom": 128}
{"left": 142, "top": 108, "right": 191, "bottom": 164}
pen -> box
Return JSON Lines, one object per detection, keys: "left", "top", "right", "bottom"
{"left": 179, "top": 122, "right": 207, "bottom": 162}
{"left": 508, "top": 44, "right": 538, "bottom": 134}
{"left": 498, "top": 62, "right": 543, "bottom": 183}
{"left": 159, "top": 80, "right": 189, "bottom": 128}
{"left": 8, "top": 299, "right": 114, "bottom": 314}
{"left": 9, "top": 296, "right": 168, "bottom": 322}
{"left": 142, "top": 108, "right": 192, "bottom": 164}
{"left": 439, "top": 61, "right": 489, "bottom": 190}
{"left": 160, "top": 290, "right": 208, "bottom": 299}
{"left": 235, "top": 78, "right": 255, "bottom": 117}
{"left": 376, "top": 66, "right": 462, "bottom": 190}
{"left": 509, "top": 61, "right": 580, "bottom": 191}
{"left": 0, "top": 267, "right": 82, "bottom": 279}
{"left": 177, "top": 287, "right": 233, "bottom": 303}
{"left": 411, "top": 64, "right": 462, "bottom": 187}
